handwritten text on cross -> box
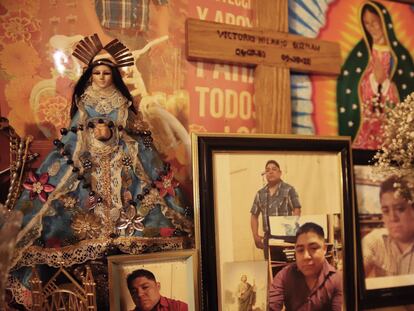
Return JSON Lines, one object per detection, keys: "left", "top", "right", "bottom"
{"left": 186, "top": 19, "right": 341, "bottom": 74}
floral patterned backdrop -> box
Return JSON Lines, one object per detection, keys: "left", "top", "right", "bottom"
{"left": 0, "top": 0, "right": 413, "bottom": 174}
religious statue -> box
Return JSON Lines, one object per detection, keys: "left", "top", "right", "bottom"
{"left": 337, "top": 0, "right": 414, "bottom": 150}
{"left": 8, "top": 34, "right": 192, "bottom": 308}
{"left": 237, "top": 274, "right": 256, "bottom": 311}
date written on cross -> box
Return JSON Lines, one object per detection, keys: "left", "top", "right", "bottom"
{"left": 186, "top": 18, "right": 341, "bottom": 74}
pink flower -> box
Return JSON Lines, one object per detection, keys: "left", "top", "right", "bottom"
{"left": 23, "top": 171, "right": 55, "bottom": 203}
{"left": 155, "top": 171, "right": 179, "bottom": 197}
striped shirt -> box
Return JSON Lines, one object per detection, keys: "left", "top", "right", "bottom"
{"left": 95, "top": 0, "right": 168, "bottom": 31}
{"left": 250, "top": 181, "right": 301, "bottom": 233}
{"left": 362, "top": 228, "right": 414, "bottom": 276}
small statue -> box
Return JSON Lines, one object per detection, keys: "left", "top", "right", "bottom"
{"left": 9, "top": 34, "right": 193, "bottom": 308}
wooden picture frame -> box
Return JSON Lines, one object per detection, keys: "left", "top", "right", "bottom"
{"left": 192, "top": 133, "right": 356, "bottom": 310}
{"left": 353, "top": 149, "right": 414, "bottom": 308}
{"left": 107, "top": 250, "right": 198, "bottom": 311}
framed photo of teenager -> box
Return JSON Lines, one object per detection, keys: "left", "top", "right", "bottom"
{"left": 353, "top": 149, "right": 414, "bottom": 308}
{"left": 107, "top": 250, "right": 198, "bottom": 311}
{"left": 192, "top": 133, "right": 357, "bottom": 311}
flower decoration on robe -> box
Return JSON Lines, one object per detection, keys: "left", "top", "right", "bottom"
{"left": 155, "top": 171, "right": 179, "bottom": 197}
{"left": 71, "top": 213, "right": 103, "bottom": 240}
{"left": 138, "top": 190, "right": 160, "bottom": 216}
{"left": 115, "top": 205, "right": 144, "bottom": 236}
{"left": 61, "top": 195, "right": 78, "bottom": 209}
{"left": 23, "top": 171, "right": 55, "bottom": 203}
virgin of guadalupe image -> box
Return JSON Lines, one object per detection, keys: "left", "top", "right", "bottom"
{"left": 337, "top": 0, "right": 414, "bottom": 150}
{"left": 8, "top": 34, "right": 193, "bottom": 307}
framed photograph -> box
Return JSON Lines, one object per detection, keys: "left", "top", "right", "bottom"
{"left": 269, "top": 214, "right": 328, "bottom": 242}
{"left": 192, "top": 133, "right": 356, "bottom": 311}
{"left": 222, "top": 260, "right": 268, "bottom": 310}
{"left": 108, "top": 250, "right": 198, "bottom": 311}
{"left": 353, "top": 149, "right": 414, "bottom": 308}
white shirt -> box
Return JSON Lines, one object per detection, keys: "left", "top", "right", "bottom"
{"left": 362, "top": 228, "right": 414, "bottom": 276}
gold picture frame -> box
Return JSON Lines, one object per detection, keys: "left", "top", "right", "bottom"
{"left": 108, "top": 250, "right": 198, "bottom": 311}
{"left": 192, "top": 133, "right": 357, "bottom": 310}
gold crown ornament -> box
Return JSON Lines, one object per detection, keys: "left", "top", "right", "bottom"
{"left": 72, "top": 33, "right": 134, "bottom": 68}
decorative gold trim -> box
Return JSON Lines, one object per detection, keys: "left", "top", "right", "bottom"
{"left": 30, "top": 265, "right": 97, "bottom": 311}
{"left": 191, "top": 131, "right": 351, "bottom": 142}
{"left": 14, "top": 236, "right": 188, "bottom": 268}
{"left": 107, "top": 250, "right": 199, "bottom": 311}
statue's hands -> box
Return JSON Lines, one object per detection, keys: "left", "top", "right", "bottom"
{"left": 93, "top": 123, "right": 112, "bottom": 141}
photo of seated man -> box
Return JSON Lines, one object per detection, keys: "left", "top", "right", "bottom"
{"left": 127, "top": 269, "right": 188, "bottom": 311}
{"left": 268, "top": 222, "right": 343, "bottom": 311}
{"left": 362, "top": 175, "right": 414, "bottom": 277}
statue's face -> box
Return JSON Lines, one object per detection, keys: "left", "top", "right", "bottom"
{"left": 363, "top": 9, "right": 385, "bottom": 44}
{"left": 92, "top": 65, "right": 113, "bottom": 89}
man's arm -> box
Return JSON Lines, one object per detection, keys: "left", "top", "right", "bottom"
{"left": 331, "top": 272, "right": 343, "bottom": 311}
{"left": 251, "top": 214, "right": 264, "bottom": 249}
{"left": 363, "top": 260, "right": 375, "bottom": 277}
{"left": 288, "top": 187, "right": 301, "bottom": 216}
{"left": 268, "top": 268, "right": 288, "bottom": 311}
{"left": 250, "top": 192, "right": 264, "bottom": 249}
{"left": 361, "top": 232, "right": 379, "bottom": 277}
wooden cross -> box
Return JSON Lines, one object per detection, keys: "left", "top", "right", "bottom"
{"left": 186, "top": 0, "right": 341, "bottom": 134}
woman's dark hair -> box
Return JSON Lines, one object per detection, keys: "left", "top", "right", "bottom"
{"left": 70, "top": 59, "right": 136, "bottom": 118}
{"left": 361, "top": 4, "right": 382, "bottom": 49}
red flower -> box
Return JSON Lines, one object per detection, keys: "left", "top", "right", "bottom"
{"left": 160, "top": 227, "right": 175, "bottom": 237}
{"left": 155, "top": 171, "right": 179, "bottom": 197}
{"left": 23, "top": 171, "right": 55, "bottom": 203}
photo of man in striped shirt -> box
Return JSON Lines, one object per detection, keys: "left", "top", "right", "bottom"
{"left": 362, "top": 175, "right": 414, "bottom": 277}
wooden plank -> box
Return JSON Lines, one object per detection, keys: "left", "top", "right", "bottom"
{"left": 254, "top": 0, "right": 288, "bottom": 31}
{"left": 255, "top": 65, "right": 291, "bottom": 133}
{"left": 186, "top": 18, "right": 341, "bottom": 75}
{"left": 254, "top": 0, "right": 291, "bottom": 134}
